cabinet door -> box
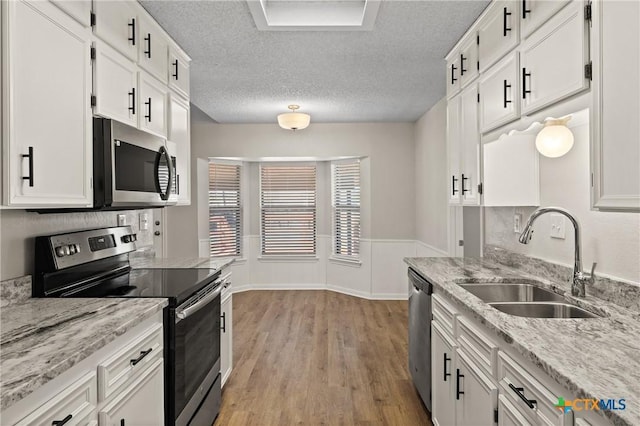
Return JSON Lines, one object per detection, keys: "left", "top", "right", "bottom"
{"left": 169, "top": 48, "right": 190, "bottom": 99}
{"left": 455, "top": 349, "right": 499, "bottom": 426}
{"left": 169, "top": 94, "right": 191, "bottom": 204}
{"left": 221, "top": 292, "right": 233, "bottom": 387}
{"left": 460, "top": 33, "right": 479, "bottom": 88}
{"left": 94, "top": 41, "right": 138, "bottom": 127}
{"left": 93, "top": 0, "right": 138, "bottom": 61}
{"left": 521, "top": 1, "right": 589, "bottom": 115}
{"left": 139, "top": 71, "right": 169, "bottom": 138}
{"left": 478, "top": 0, "right": 520, "bottom": 72}
{"left": 446, "top": 55, "right": 462, "bottom": 99}
{"left": 51, "top": 0, "right": 91, "bottom": 26}
{"left": 98, "top": 358, "right": 164, "bottom": 426}
{"left": 447, "top": 96, "right": 461, "bottom": 204}
{"left": 432, "top": 322, "right": 457, "bottom": 426}
{"left": 3, "top": 0, "right": 93, "bottom": 207}
{"left": 138, "top": 12, "right": 169, "bottom": 83}
{"left": 479, "top": 51, "right": 520, "bottom": 133}
{"left": 460, "top": 84, "right": 480, "bottom": 206}
{"left": 498, "top": 395, "right": 531, "bottom": 426}
{"left": 591, "top": 0, "right": 640, "bottom": 210}
{"left": 521, "top": 0, "right": 571, "bottom": 39}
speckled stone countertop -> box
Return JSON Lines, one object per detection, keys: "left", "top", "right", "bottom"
{"left": 404, "top": 257, "right": 640, "bottom": 426}
{"left": 130, "top": 256, "right": 235, "bottom": 271}
{"left": 0, "top": 297, "right": 167, "bottom": 410}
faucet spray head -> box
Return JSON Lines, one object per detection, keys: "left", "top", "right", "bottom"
{"left": 518, "top": 226, "right": 534, "bottom": 244}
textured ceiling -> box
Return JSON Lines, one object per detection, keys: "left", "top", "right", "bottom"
{"left": 140, "top": 0, "right": 489, "bottom": 123}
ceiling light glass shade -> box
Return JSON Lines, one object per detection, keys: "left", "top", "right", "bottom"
{"left": 535, "top": 119, "right": 574, "bottom": 158}
{"left": 277, "top": 105, "right": 310, "bottom": 130}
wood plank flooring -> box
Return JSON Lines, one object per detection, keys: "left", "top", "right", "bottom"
{"left": 214, "top": 290, "right": 432, "bottom": 426}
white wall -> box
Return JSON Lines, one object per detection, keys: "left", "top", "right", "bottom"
{"left": 485, "top": 117, "right": 640, "bottom": 284}
{"left": 414, "top": 97, "right": 449, "bottom": 255}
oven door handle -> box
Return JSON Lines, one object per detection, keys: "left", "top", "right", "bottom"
{"left": 175, "top": 284, "right": 222, "bottom": 322}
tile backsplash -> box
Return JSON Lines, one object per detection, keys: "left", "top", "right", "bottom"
{"left": 0, "top": 209, "right": 155, "bottom": 281}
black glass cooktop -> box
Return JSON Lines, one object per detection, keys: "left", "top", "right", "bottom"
{"left": 61, "top": 268, "right": 220, "bottom": 307}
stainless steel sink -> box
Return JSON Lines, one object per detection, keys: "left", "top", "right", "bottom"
{"left": 489, "top": 302, "right": 601, "bottom": 319}
{"left": 459, "top": 283, "right": 566, "bottom": 303}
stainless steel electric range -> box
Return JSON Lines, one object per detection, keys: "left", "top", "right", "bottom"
{"left": 32, "top": 226, "right": 222, "bottom": 426}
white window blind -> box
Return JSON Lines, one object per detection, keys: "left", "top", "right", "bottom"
{"left": 209, "top": 162, "right": 241, "bottom": 257}
{"left": 260, "top": 165, "right": 316, "bottom": 255}
{"left": 333, "top": 161, "right": 361, "bottom": 258}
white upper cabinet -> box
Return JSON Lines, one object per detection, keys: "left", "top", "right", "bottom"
{"left": 520, "top": 0, "right": 589, "bottom": 115}
{"left": 447, "top": 96, "right": 462, "bottom": 204}
{"left": 478, "top": 0, "right": 520, "bottom": 72}
{"left": 169, "top": 94, "right": 191, "bottom": 204}
{"left": 591, "top": 0, "right": 640, "bottom": 211}
{"left": 169, "top": 47, "right": 191, "bottom": 99}
{"left": 520, "top": 0, "right": 571, "bottom": 39}
{"left": 138, "top": 11, "right": 169, "bottom": 83}
{"left": 446, "top": 55, "right": 462, "bottom": 99}
{"left": 92, "top": 0, "right": 138, "bottom": 61}
{"left": 460, "top": 84, "right": 481, "bottom": 206}
{"left": 51, "top": 0, "right": 91, "bottom": 27}
{"left": 94, "top": 41, "right": 138, "bottom": 128}
{"left": 139, "top": 71, "right": 169, "bottom": 138}
{"left": 459, "top": 33, "right": 480, "bottom": 88}
{"left": 2, "top": 0, "right": 93, "bottom": 207}
{"left": 479, "top": 51, "right": 520, "bottom": 133}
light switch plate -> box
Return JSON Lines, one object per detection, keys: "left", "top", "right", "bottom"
{"left": 550, "top": 214, "right": 565, "bottom": 239}
{"left": 139, "top": 213, "right": 149, "bottom": 231}
{"left": 117, "top": 214, "right": 127, "bottom": 226}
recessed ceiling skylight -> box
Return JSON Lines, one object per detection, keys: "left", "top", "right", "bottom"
{"left": 247, "top": 0, "right": 381, "bottom": 31}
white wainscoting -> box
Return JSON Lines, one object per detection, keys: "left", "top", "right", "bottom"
{"left": 220, "top": 236, "right": 449, "bottom": 300}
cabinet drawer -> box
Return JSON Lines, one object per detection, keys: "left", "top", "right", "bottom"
{"left": 97, "top": 323, "right": 163, "bottom": 401}
{"left": 432, "top": 293, "right": 458, "bottom": 336}
{"left": 498, "top": 394, "right": 531, "bottom": 426}
{"left": 457, "top": 316, "right": 498, "bottom": 378}
{"left": 16, "top": 372, "right": 97, "bottom": 426}
{"left": 498, "top": 352, "right": 569, "bottom": 425}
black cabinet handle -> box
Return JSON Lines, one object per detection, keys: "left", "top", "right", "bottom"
{"left": 22, "top": 146, "right": 34, "bottom": 187}
{"left": 503, "top": 7, "right": 512, "bottom": 36}
{"left": 503, "top": 79, "right": 512, "bottom": 108}
{"left": 522, "top": 0, "right": 531, "bottom": 19}
{"left": 172, "top": 60, "right": 179, "bottom": 80}
{"left": 509, "top": 383, "right": 537, "bottom": 409}
{"left": 460, "top": 54, "right": 467, "bottom": 76}
{"left": 145, "top": 97, "right": 152, "bottom": 122}
{"left": 52, "top": 414, "right": 72, "bottom": 426}
{"left": 522, "top": 68, "right": 532, "bottom": 99}
{"left": 130, "top": 348, "right": 152, "bottom": 366}
{"left": 452, "top": 175, "right": 459, "bottom": 195}
{"left": 221, "top": 312, "right": 226, "bottom": 333}
{"left": 128, "top": 18, "right": 136, "bottom": 45}
{"left": 120, "top": 419, "right": 125, "bottom": 426}
{"left": 128, "top": 88, "right": 136, "bottom": 115}
{"left": 456, "top": 369, "right": 464, "bottom": 400}
{"left": 451, "top": 64, "right": 458, "bottom": 84}
{"left": 144, "top": 33, "right": 151, "bottom": 58}
{"left": 462, "top": 174, "right": 469, "bottom": 194}
{"left": 444, "top": 353, "right": 451, "bottom": 381}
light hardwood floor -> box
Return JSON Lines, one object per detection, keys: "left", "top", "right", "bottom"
{"left": 214, "top": 290, "right": 432, "bottom": 426}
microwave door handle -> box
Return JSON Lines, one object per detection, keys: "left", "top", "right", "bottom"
{"left": 155, "top": 146, "right": 172, "bottom": 201}
{"left": 166, "top": 146, "right": 175, "bottom": 199}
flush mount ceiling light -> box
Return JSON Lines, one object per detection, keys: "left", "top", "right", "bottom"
{"left": 277, "top": 105, "right": 310, "bottom": 131}
{"left": 535, "top": 117, "right": 574, "bottom": 158}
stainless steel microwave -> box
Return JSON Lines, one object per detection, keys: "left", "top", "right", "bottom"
{"left": 93, "top": 118, "right": 177, "bottom": 209}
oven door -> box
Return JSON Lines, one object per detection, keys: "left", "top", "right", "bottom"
{"left": 173, "top": 281, "right": 221, "bottom": 426}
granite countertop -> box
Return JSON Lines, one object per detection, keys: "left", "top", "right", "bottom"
{"left": 404, "top": 257, "right": 640, "bottom": 426}
{"left": 0, "top": 297, "right": 167, "bottom": 410}
{"left": 130, "top": 256, "right": 235, "bottom": 271}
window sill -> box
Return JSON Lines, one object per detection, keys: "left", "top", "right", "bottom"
{"left": 328, "top": 256, "right": 362, "bottom": 267}
{"left": 258, "top": 255, "right": 319, "bottom": 263}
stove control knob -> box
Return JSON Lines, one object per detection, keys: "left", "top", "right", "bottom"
{"left": 55, "top": 246, "right": 65, "bottom": 257}
{"left": 62, "top": 246, "right": 71, "bottom": 256}
{"left": 131, "top": 234, "right": 137, "bottom": 242}
{"left": 68, "top": 244, "right": 76, "bottom": 255}
{"left": 122, "top": 235, "right": 131, "bottom": 243}
{"left": 74, "top": 244, "right": 81, "bottom": 253}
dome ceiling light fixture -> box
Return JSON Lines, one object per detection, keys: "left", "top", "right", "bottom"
{"left": 277, "top": 104, "right": 310, "bottom": 131}
{"left": 535, "top": 117, "right": 574, "bottom": 158}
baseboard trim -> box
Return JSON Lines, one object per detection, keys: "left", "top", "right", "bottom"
{"left": 231, "top": 283, "right": 407, "bottom": 300}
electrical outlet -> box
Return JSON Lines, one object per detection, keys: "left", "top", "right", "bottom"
{"left": 550, "top": 214, "right": 566, "bottom": 239}
{"left": 139, "top": 213, "right": 149, "bottom": 231}
{"left": 117, "top": 214, "right": 127, "bottom": 226}
{"left": 514, "top": 213, "right": 522, "bottom": 233}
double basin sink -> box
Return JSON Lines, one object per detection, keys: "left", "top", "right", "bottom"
{"left": 458, "top": 282, "right": 601, "bottom": 319}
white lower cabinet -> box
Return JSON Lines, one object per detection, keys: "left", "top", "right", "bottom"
{"left": 220, "top": 270, "right": 234, "bottom": 387}
{"left": 98, "top": 358, "right": 164, "bottom": 426}
{"left": 432, "top": 321, "right": 458, "bottom": 426}
{"left": 456, "top": 349, "right": 499, "bottom": 426}
{"left": 498, "top": 394, "right": 531, "bottom": 426}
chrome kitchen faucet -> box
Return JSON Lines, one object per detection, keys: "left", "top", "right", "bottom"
{"left": 518, "top": 207, "right": 596, "bottom": 297}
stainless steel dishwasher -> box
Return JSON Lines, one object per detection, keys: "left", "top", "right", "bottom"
{"left": 408, "top": 267, "right": 433, "bottom": 412}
